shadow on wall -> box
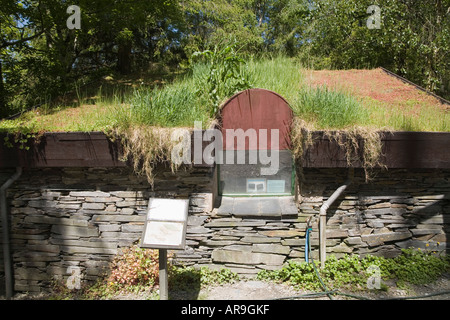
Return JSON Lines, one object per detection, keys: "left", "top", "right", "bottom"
{"left": 301, "top": 168, "right": 449, "bottom": 258}
{"left": 1, "top": 165, "right": 213, "bottom": 295}
{"left": 2, "top": 167, "right": 154, "bottom": 294}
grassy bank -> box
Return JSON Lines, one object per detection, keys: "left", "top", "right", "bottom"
{"left": 1, "top": 54, "right": 448, "bottom": 183}
{"left": 1, "top": 56, "right": 447, "bottom": 133}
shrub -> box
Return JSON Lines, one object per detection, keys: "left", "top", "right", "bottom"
{"left": 107, "top": 245, "right": 160, "bottom": 288}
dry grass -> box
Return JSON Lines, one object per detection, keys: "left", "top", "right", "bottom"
{"left": 324, "top": 127, "right": 385, "bottom": 181}
{"left": 291, "top": 119, "right": 385, "bottom": 182}
{"left": 109, "top": 125, "right": 190, "bottom": 186}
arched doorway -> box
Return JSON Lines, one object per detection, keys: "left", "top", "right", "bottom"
{"left": 218, "top": 88, "right": 294, "bottom": 196}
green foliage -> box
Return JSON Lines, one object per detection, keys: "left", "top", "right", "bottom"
{"left": 293, "top": 86, "right": 370, "bottom": 129}
{"left": 169, "top": 266, "right": 240, "bottom": 291}
{"left": 192, "top": 43, "right": 252, "bottom": 117}
{"left": 257, "top": 250, "right": 450, "bottom": 291}
{"left": 107, "top": 246, "right": 160, "bottom": 289}
{"left": 111, "top": 55, "right": 301, "bottom": 129}
{"left": 2, "top": 0, "right": 449, "bottom": 119}
{"left": 258, "top": 260, "right": 320, "bottom": 290}
{"left": 381, "top": 249, "right": 450, "bottom": 286}
{"left": 1, "top": 0, "right": 185, "bottom": 116}
{"left": 1, "top": 54, "right": 447, "bottom": 135}
{"left": 301, "top": 0, "right": 450, "bottom": 99}
{"left": 128, "top": 78, "right": 210, "bottom": 127}
{"left": 244, "top": 55, "right": 303, "bottom": 102}
{"left": 69, "top": 246, "right": 239, "bottom": 299}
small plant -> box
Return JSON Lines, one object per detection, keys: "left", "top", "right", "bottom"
{"left": 169, "top": 266, "right": 240, "bottom": 291}
{"left": 192, "top": 43, "right": 252, "bottom": 117}
{"left": 107, "top": 245, "right": 160, "bottom": 289}
{"left": 257, "top": 250, "right": 450, "bottom": 292}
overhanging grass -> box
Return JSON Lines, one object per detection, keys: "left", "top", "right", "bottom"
{"left": 0, "top": 56, "right": 447, "bottom": 133}
{"left": 0, "top": 56, "right": 448, "bottom": 183}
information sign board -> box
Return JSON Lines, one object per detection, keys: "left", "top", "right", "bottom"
{"left": 140, "top": 198, "right": 189, "bottom": 250}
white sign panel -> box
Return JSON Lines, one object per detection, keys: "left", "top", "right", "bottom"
{"left": 147, "top": 198, "right": 188, "bottom": 222}
{"left": 141, "top": 198, "right": 189, "bottom": 249}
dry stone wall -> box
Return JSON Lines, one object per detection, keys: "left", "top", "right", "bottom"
{"left": 178, "top": 168, "right": 450, "bottom": 276}
{"left": 299, "top": 168, "right": 449, "bottom": 257}
{"left": 0, "top": 166, "right": 213, "bottom": 293}
{"left": 1, "top": 167, "right": 449, "bottom": 293}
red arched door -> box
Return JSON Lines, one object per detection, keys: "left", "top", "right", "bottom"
{"left": 218, "top": 88, "right": 294, "bottom": 196}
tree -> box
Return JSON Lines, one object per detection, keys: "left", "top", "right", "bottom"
{"left": 300, "top": 0, "right": 450, "bottom": 98}
{"left": 0, "top": 0, "right": 46, "bottom": 116}
{"left": 0, "top": 0, "right": 186, "bottom": 117}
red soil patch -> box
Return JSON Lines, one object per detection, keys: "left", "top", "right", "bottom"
{"left": 304, "top": 68, "right": 448, "bottom": 113}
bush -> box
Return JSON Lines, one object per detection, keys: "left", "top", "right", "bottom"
{"left": 107, "top": 245, "right": 160, "bottom": 288}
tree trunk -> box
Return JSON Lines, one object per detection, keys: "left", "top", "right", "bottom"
{"left": 117, "top": 41, "right": 132, "bottom": 75}
{"left": 0, "top": 60, "right": 7, "bottom": 117}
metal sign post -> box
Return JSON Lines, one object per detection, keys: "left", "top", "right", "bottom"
{"left": 159, "top": 249, "right": 168, "bottom": 300}
{"left": 140, "top": 198, "right": 189, "bottom": 300}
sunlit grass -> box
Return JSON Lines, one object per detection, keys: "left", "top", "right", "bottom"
{"left": 0, "top": 56, "right": 448, "bottom": 133}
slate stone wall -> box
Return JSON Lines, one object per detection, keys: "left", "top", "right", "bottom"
{"left": 1, "top": 167, "right": 449, "bottom": 293}
{"left": 298, "top": 168, "right": 449, "bottom": 258}
{"left": 177, "top": 168, "right": 450, "bottom": 276}
{"left": 0, "top": 166, "right": 213, "bottom": 293}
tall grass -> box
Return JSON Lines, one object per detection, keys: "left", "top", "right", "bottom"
{"left": 1, "top": 55, "right": 448, "bottom": 134}
{"left": 128, "top": 79, "right": 210, "bottom": 128}
{"left": 244, "top": 56, "right": 303, "bottom": 103}
{"left": 1, "top": 54, "right": 447, "bottom": 185}
{"left": 121, "top": 55, "right": 305, "bottom": 129}
{"left": 293, "top": 86, "right": 370, "bottom": 129}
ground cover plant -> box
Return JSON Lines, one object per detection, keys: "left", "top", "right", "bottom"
{"left": 50, "top": 245, "right": 240, "bottom": 300}
{"left": 46, "top": 247, "right": 449, "bottom": 300}
{"left": 257, "top": 249, "right": 450, "bottom": 292}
